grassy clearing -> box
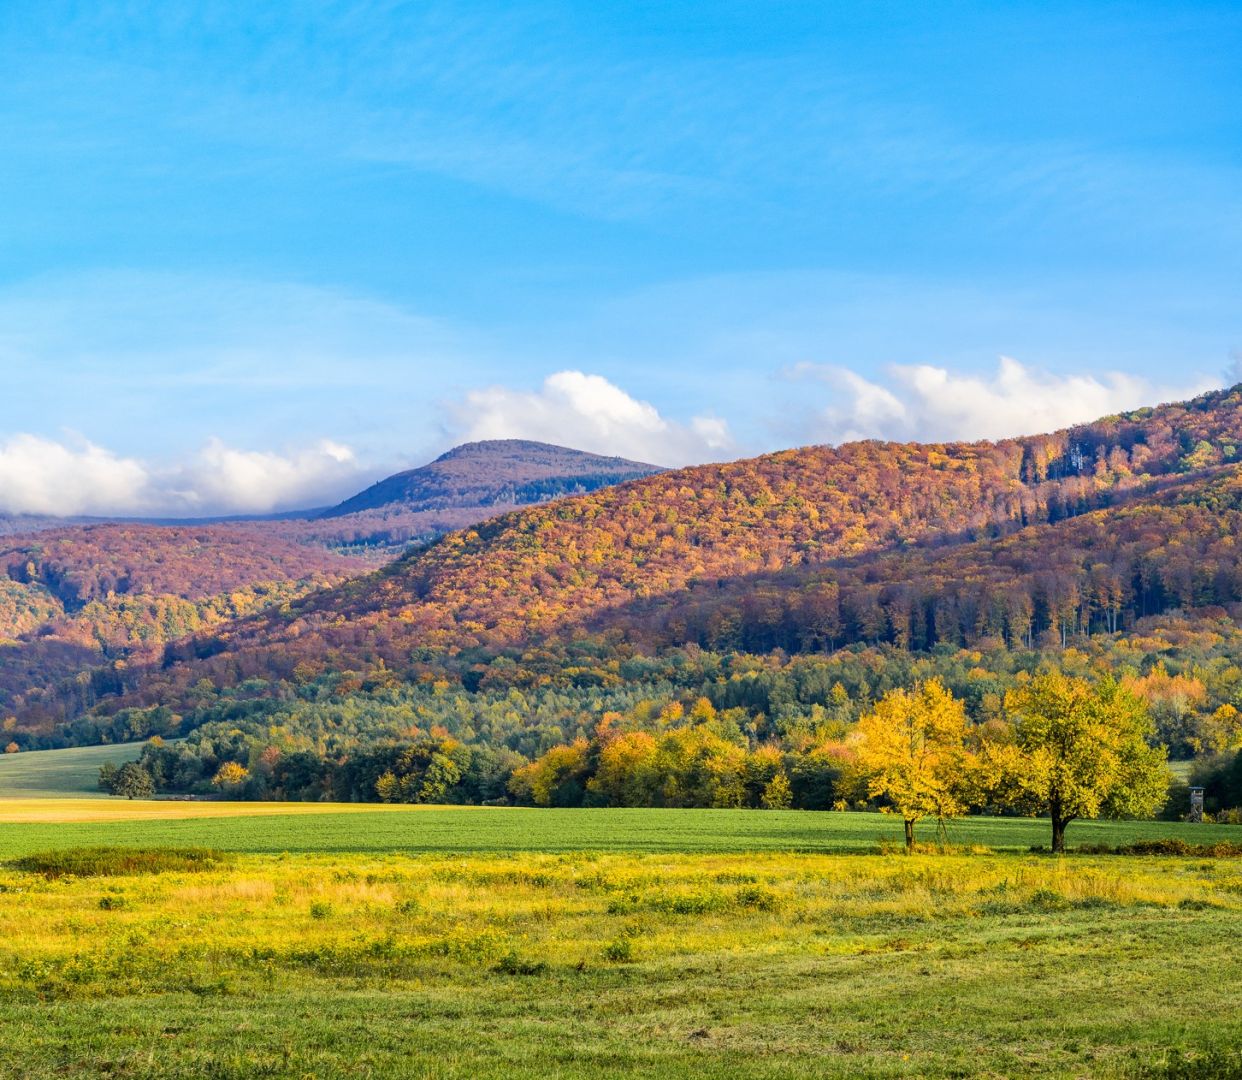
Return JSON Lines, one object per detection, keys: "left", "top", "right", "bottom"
{"left": 1, "top": 847, "right": 1240, "bottom": 1078}
{"left": 0, "top": 801, "right": 1239, "bottom": 859}
{"left": 0, "top": 743, "right": 145, "bottom": 798}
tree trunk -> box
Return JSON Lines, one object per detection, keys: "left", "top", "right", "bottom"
{"left": 1051, "top": 814, "right": 1068, "bottom": 853}
{"left": 904, "top": 818, "right": 915, "bottom": 852}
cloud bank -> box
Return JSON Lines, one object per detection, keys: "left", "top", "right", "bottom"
{"left": 1, "top": 359, "right": 1226, "bottom": 518}
{"left": 0, "top": 435, "right": 363, "bottom": 517}
{"left": 794, "top": 356, "right": 1216, "bottom": 445}
{"left": 453, "top": 371, "right": 732, "bottom": 466}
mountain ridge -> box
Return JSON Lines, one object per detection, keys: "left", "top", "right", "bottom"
{"left": 52, "top": 382, "right": 1242, "bottom": 730}
{"left": 0, "top": 439, "right": 671, "bottom": 726}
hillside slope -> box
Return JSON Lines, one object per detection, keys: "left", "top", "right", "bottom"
{"left": 67, "top": 384, "right": 1242, "bottom": 723}
{"left": 0, "top": 441, "right": 664, "bottom": 561}
{"left": 585, "top": 463, "right": 1242, "bottom": 655}
{"left": 0, "top": 524, "right": 369, "bottom": 722}
{"left": 0, "top": 442, "right": 667, "bottom": 728}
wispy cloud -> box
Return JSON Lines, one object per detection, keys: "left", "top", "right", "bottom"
{"left": 0, "top": 270, "right": 477, "bottom": 467}
{"left": 12, "top": 3, "right": 1239, "bottom": 236}
{"left": 0, "top": 270, "right": 460, "bottom": 388}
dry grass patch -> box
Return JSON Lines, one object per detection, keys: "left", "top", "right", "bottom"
{"left": 0, "top": 797, "right": 485, "bottom": 824}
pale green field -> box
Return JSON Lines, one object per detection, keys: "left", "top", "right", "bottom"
{"left": 1, "top": 799, "right": 1240, "bottom": 858}
{"left": 1167, "top": 759, "right": 1195, "bottom": 782}
{"left": 0, "top": 742, "right": 143, "bottom": 798}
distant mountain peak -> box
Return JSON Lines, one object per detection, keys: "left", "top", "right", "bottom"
{"left": 431, "top": 439, "right": 658, "bottom": 467}
{"left": 319, "top": 440, "right": 662, "bottom": 519}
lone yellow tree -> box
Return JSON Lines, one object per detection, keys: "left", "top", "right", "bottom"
{"left": 854, "top": 679, "right": 969, "bottom": 851}
{"left": 997, "top": 672, "right": 1169, "bottom": 853}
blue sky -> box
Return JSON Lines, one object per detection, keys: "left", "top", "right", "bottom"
{"left": 1, "top": 1, "right": 1239, "bottom": 513}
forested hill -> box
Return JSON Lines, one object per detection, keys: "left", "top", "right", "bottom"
{"left": 51, "top": 383, "right": 1242, "bottom": 723}
{"left": 0, "top": 441, "right": 663, "bottom": 559}
{"left": 584, "top": 463, "right": 1242, "bottom": 655}
{"left": 0, "top": 441, "right": 668, "bottom": 728}
{"left": 1, "top": 524, "right": 365, "bottom": 609}
{"left": 0, "top": 525, "right": 368, "bottom": 725}
{"left": 322, "top": 440, "right": 662, "bottom": 518}
{"left": 279, "top": 440, "right": 664, "bottom": 556}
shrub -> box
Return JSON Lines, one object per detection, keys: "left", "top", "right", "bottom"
{"left": 9, "top": 847, "right": 231, "bottom": 879}
{"left": 309, "top": 901, "right": 333, "bottom": 920}
{"left": 1177, "top": 898, "right": 1223, "bottom": 911}
{"left": 492, "top": 950, "right": 547, "bottom": 976}
{"left": 648, "top": 889, "right": 729, "bottom": 915}
{"left": 1029, "top": 888, "right": 1070, "bottom": 912}
{"left": 1078, "top": 840, "right": 1242, "bottom": 857}
{"left": 602, "top": 938, "right": 635, "bottom": 963}
{"left": 734, "top": 885, "right": 781, "bottom": 911}
{"left": 107, "top": 763, "right": 155, "bottom": 799}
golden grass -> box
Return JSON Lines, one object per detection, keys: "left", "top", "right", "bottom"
{"left": 0, "top": 797, "right": 495, "bottom": 824}
{"left": 3, "top": 848, "right": 1241, "bottom": 1077}
{"left": 2, "top": 850, "right": 1235, "bottom": 987}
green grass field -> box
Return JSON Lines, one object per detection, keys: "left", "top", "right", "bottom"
{"left": 0, "top": 803, "right": 1240, "bottom": 859}
{"left": 2, "top": 836, "right": 1241, "bottom": 1079}
{"left": 0, "top": 804, "right": 1241, "bottom": 1078}
{"left": 0, "top": 742, "right": 144, "bottom": 798}
{"left": 3, "top": 747, "right": 1242, "bottom": 1079}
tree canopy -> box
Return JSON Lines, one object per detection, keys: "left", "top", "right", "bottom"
{"left": 993, "top": 672, "right": 1169, "bottom": 851}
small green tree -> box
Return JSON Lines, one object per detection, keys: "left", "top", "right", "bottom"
{"left": 853, "top": 679, "right": 970, "bottom": 851}
{"left": 110, "top": 762, "right": 155, "bottom": 800}
{"left": 997, "top": 672, "right": 1169, "bottom": 852}
{"left": 98, "top": 761, "right": 119, "bottom": 793}
{"left": 375, "top": 771, "right": 402, "bottom": 802}
{"left": 760, "top": 771, "right": 793, "bottom": 810}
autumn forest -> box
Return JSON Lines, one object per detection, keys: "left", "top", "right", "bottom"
{"left": 6, "top": 388, "right": 1242, "bottom": 824}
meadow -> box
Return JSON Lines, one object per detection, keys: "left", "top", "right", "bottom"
{"left": 0, "top": 799, "right": 1239, "bottom": 858}
{"left": 0, "top": 742, "right": 144, "bottom": 798}
{"left": 1, "top": 799, "right": 1242, "bottom": 1078}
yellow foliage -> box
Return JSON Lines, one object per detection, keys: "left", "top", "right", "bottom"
{"left": 853, "top": 679, "right": 970, "bottom": 848}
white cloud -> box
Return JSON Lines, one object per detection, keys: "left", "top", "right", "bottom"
{"left": 453, "top": 371, "right": 732, "bottom": 466}
{"left": 0, "top": 434, "right": 365, "bottom": 517}
{"left": 0, "top": 435, "right": 151, "bottom": 517}
{"left": 794, "top": 356, "right": 1216, "bottom": 444}
{"left": 169, "top": 439, "right": 360, "bottom": 514}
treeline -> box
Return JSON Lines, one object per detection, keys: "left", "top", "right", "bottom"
{"left": 66, "top": 629, "right": 1242, "bottom": 819}
{"left": 50, "top": 608, "right": 1242, "bottom": 756}
{"left": 112, "top": 671, "right": 1237, "bottom": 848}
{"left": 121, "top": 695, "right": 854, "bottom": 809}
{"left": 135, "top": 733, "right": 522, "bottom": 805}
